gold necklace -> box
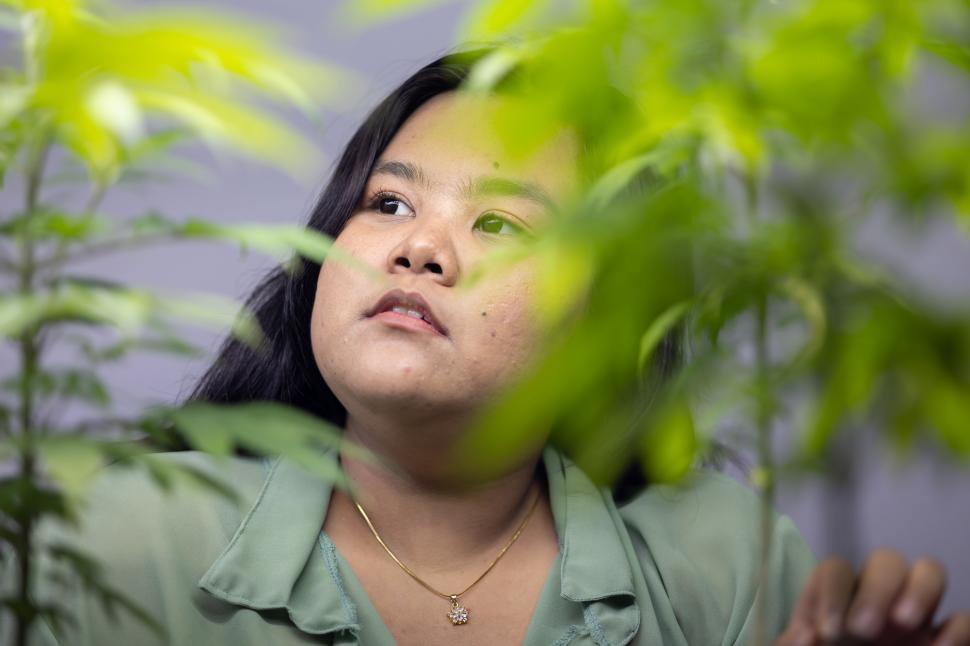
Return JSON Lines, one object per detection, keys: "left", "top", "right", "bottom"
{"left": 352, "top": 485, "right": 541, "bottom": 626}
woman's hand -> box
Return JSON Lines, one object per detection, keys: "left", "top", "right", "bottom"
{"left": 775, "top": 549, "right": 970, "bottom": 645}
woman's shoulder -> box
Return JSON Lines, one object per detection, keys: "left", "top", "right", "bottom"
{"left": 617, "top": 468, "right": 770, "bottom": 544}
{"left": 90, "top": 449, "right": 269, "bottom": 499}
{"left": 9, "top": 451, "right": 273, "bottom": 645}
{"left": 614, "top": 469, "right": 816, "bottom": 643}
{"left": 40, "top": 450, "right": 270, "bottom": 575}
{"left": 81, "top": 450, "right": 268, "bottom": 526}
{"left": 615, "top": 467, "right": 814, "bottom": 573}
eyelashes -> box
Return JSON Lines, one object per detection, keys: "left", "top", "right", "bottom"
{"left": 365, "top": 189, "right": 413, "bottom": 217}
{"left": 361, "top": 187, "right": 532, "bottom": 238}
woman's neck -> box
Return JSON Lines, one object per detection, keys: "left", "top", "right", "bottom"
{"left": 332, "top": 413, "right": 546, "bottom": 571}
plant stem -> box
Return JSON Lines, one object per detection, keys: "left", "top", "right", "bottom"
{"left": 744, "top": 171, "right": 775, "bottom": 646}
{"left": 753, "top": 293, "right": 775, "bottom": 646}
{"left": 13, "top": 134, "right": 50, "bottom": 646}
{"left": 82, "top": 180, "right": 108, "bottom": 216}
{"left": 36, "top": 179, "right": 111, "bottom": 278}
{"left": 36, "top": 231, "right": 176, "bottom": 275}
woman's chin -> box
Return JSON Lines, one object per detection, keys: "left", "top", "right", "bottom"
{"left": 357, "top": 346, "right": 442, "bottom": 381}
{"left": 328, "top": 361, "right": 472, "bottom": 418}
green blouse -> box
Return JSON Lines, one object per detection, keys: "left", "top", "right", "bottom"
{"left": 7, "top": 445, "right": 816, "bottom": 645}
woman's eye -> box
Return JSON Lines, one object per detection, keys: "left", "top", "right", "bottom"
{"left": 474, "top": 213, "right": 527, "bottom": 237}
{"left": 369, "top": 193, "right": 414, "bottom": 217}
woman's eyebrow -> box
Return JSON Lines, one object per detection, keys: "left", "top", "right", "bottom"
{"left": 466, "top": 176, "right": 557, "bottom": 212}
{"left": 372, "top": 159, "right": 557, "bottom": 212}
{"left": 373, "top": 160, "right": 433, "bottom": 189}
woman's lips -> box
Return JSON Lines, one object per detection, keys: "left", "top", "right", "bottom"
{"left": 365, "top": 288, "right": 449, "bottom": 336}
{"left": 371, "top": 309, "right": 446, "bottom": 336}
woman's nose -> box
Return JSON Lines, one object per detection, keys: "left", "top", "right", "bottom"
{"left": 386, "top": 220, "right": 460, "bottom": 287}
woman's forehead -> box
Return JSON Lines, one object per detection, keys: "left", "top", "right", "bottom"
{"left": 376, "top": 91, "right": 580, "bottom": 201}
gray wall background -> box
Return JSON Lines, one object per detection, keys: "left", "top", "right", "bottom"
{"left": 2, "top": 0, "right": 968, "bottom": 620}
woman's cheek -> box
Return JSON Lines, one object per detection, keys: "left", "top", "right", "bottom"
{"left": 473, "top": 274, "right": 542, "bottom": 381}
{"left": 309, "top": 265, "right": 343, "bottom": 380}
{"left": 316, "top": 229, "right": 384, "bottom": 315}
{"left": 310, "top": 232, "right": 375, "bottom": 371}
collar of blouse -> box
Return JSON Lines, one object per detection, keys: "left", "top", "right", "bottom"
{"left": 197, "top": 444, "right": 640, "bottom": 644}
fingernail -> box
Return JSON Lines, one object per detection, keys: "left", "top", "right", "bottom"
{"left": 819, "top": 613, "right": 842, "bottom": 640}
{"left": 848, "top": 607, "right": 880, "bottom": 639}
{"left": 893, "top": 598, "right": 921, "bottom": 628}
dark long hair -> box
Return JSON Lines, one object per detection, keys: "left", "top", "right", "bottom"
{"left": 185, "top": 48, "right": 684, "bottom": 500}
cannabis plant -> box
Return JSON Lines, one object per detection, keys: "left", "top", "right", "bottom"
{"left": 439, "top": 2, "right": 970, "bottom": 644}
{"left": 0, "top": 1, "right": 354, "bottom": 643}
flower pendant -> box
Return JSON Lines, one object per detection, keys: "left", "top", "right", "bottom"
{"left": 447, "top": 596, "right": 469, "bottom": 625}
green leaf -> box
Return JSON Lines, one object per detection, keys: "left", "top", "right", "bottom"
{"left": 638, "top": 301, "right": 691, "bottom": 376}
{"left": 532, "top": 237, "right": 597, "bottom": 330}
{"left": 0, "top": 473, "right": 74, "bottom": 525}
{"left": 0, "top": 209, "right": 110, "bottom": 241}
{"left": 71, "top": 333, "right": 204, "bottom": 363}
{"left": 0, "top": 280, "right": 262, "bottom": 347}
{"left": 1, "top": 368, "right": 111, "bottom": 408}
{"left": 922, "top": 39, "right": 970, "bottom": 73}
{"left": 463, "top": 46, "right": 528, "bottom": 93}
{"left": 85, "top": 79, "right": 144, "bottom": 143}
{"left": 36, "top": 434, "right": 111, "bottom": 499}
{"left": 169, "top": 401, "right": 366, "bottom": 484}
{"left": 178, "top": 219, "right": 338, "bottom": 264}
{"left": 461, "top": 0, "right": 553, "bottom": 40}
{"left": 147, "top": 458, "right": 241, "bottom": 502}
{"left": 116, "top": 128, "right": 215, "bottom": 185}
{"left": 97, "top": 213, "right": 373, "bottom": 276}
{"left": 921, "top": 378, "right": 970, "bottom": 456}
{"left": 45, "top": 542, "right": 166, "bottom": 639}
{"left": 639, "top": 398, "right": 697, "bottom": 483}
{"left": 101, "top": 451, "right": 242, "bottom": 502}
{"left": 584, "top": 150, "right": 676, "bottom": 212}
{"left": 0, "top": 404, "right": 10, "bottom": 434}
{"left": 775, "top": 276, "right": 827, "bottom": 367}
{"left": 0, "top": 82, "right": 29, "bottom": 129}
{"left": 154, "top": 291, "right": 262, "bottom": 349}
{"left": 13, "top": 2, "right": 350, "bottom": 182}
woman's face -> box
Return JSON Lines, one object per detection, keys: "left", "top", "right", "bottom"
{"left": 310, "top": 91, "right": 579, "bottom": 424}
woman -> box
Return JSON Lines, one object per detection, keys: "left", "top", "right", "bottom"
{"left": 21, "top": 51, "right": 969, "bottom": 646}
